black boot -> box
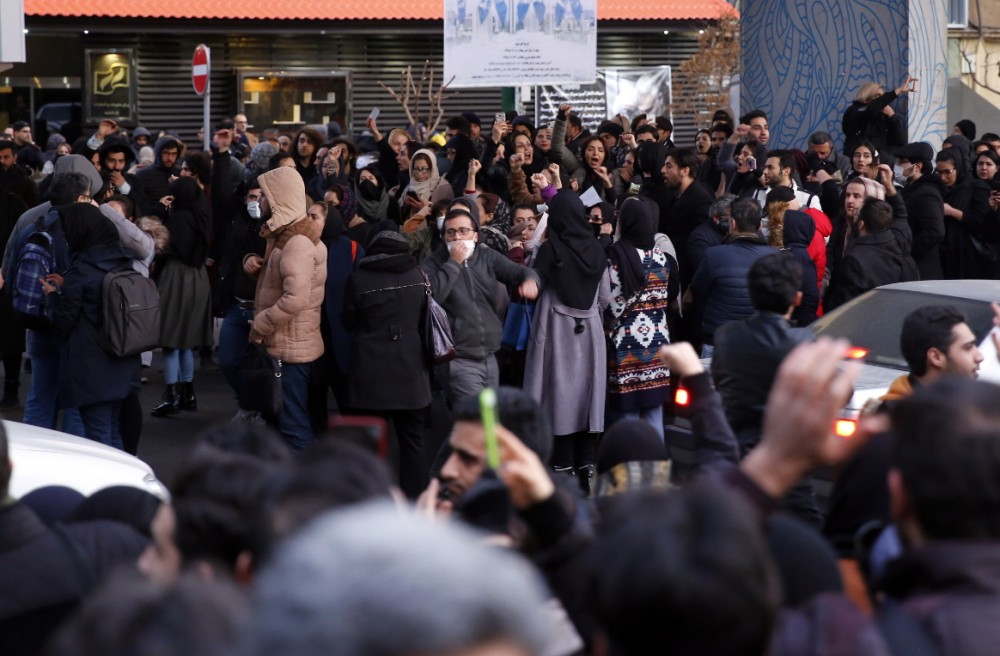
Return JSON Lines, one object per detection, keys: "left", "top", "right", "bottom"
{"left": 178, "top": 381, "right": 197, "bottom": 411}
{"left": 575, "top": 464, "right": 596, "bottom": 497}
{"left": 151, "top": 384, "right": 180, "bottom": 417}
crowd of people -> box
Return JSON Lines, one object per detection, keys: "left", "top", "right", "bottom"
{"left": 1, "top": 72, "right": 1000, "bottom": 654}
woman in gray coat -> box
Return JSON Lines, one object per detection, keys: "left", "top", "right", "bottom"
{"left": 524, "top": 190, "right": 609, "bottom": 490}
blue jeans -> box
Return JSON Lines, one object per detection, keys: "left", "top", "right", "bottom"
{"left": 23, "top": 330, "right": 85, "bottom": 436}
{"left": 623, "top": 405, "right": 665, "bottom": 441}
{"left": 79, "top": 401, "right": 124, "bottom": 450}
{"left": 218, "top": 305, "right": 254, "bottom": 407}
{"left": 278, "top": 361, "right": 314, "bottom": 451}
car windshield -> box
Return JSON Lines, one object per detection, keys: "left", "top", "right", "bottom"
{"left": 811, "top": 289, "right": 996, "bottom": 370}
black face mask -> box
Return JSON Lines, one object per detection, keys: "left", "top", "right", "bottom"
{"left": 591, "top": 222, "right": 603, "bottom": 237}
{"left": 714, "top": 217, "right": 731, "bottom": 236}
{"left": 359, "top": 179, "right": 381, "bottom": 201}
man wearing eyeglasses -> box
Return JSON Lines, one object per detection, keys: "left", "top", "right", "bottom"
{"left": 422, "top": 204, "right": 540, "bottom": 402}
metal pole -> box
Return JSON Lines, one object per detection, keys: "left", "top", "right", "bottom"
{"left": 202, "top": 46, "right": 211, "bottom": 152}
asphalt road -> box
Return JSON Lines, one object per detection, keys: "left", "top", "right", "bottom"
{"left": 1, "top": 352, "right": 452, "bottom": 493}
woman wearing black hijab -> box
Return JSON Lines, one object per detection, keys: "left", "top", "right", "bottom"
{"left": 523, "top": 190, "right": 608, "bottom": 489}
{"left": 152, "top": 176, "right": 213, "bottom": 416}
{"left": 343, "top": 230, "right": 431, "bottom": 498}
{"left": 604, "top": 197, "right": 678, "bottom": 440}
{"left": 444, "top": 134, "right": 478, "bottom": 197}
{"left": 41, "top": 203, "right": 138, "bottom": 449}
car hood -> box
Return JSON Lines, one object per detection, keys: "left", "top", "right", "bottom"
{"left": 6, "top": 420, "right": 169, "bottom": 500}
{"left": 844, "top": 363, "right": 905, "bottom": 414}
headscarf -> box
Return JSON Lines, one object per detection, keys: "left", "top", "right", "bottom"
{"left": 250, "top": 142, "right": 278, "bottom": 172}
{"left": 359, "top": 230, "right": 416, "bottom": 273}
{"left": 608, "top": 197, "right": 658, "bottom": 299}
{"left": 356, "top": 165, "right": 390, "bottom": 222}
{"left": 60, "top": 202, "right": 121, "bottom": 254}
{"left": 319, "top": 204, "right": 345, "bottom": 246}
{"left": 403, "top": 149, "right": 443, "bottom": 203}
{"left": 533, "top": 190, "right": 606, "bottom": 311}
{"left": 942, "top": 133, "right": 973, "bottom": 177}
{"left": 445, "top": 134, "right": 477, "bottom": 188}
{"left": 168, "top": 175, "right": 211, "bottom": 237}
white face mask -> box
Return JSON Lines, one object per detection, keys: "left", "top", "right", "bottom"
{"left": 247, "top": 200, "right": 261, "bottom": 219}
{"left": 447, "top": 239, "right": 476, "bottom": 261}
{"left": 893, "top": 164, "right": 905, "bottom": 179}
{"left": 436, "top": 215, "right": 446, "bottom": 231}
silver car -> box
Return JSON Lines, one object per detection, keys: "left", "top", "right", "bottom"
{"left": 6, "top": 421, "right": 169, "bottom": 500}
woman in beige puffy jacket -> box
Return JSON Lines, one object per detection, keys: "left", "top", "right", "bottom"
{"left": 250, "top": 166, "right": 328, "bottom": 450}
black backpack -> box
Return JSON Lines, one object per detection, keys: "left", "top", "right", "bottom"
{"left": 99, "top": 267, "right": 161, "bottom": 357}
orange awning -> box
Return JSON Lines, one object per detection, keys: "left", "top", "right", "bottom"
{"left": 26, "top": 0, "right": 736, "bottom": 22}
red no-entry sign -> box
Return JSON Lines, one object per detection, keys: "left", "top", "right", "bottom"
{"left": 192, "top": 45, "right": 210, "bottom": 96}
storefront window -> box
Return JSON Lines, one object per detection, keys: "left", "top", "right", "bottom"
{"left": 239, "top": 70, "right": 350, "bottom": 134}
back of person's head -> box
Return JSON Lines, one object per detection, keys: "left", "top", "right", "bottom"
{"left": 451, "top": 386, "right": 552, "bottom": 463}
{"left": 899, "top": 305, "right": 967, "bottom": 376}
{"left": 171, "top": 448, "right": 288, "bottom": 573}
{"left": 709, "top": 193, "right": 737, "bottom": 220}
{"left": 891, "top": 378, "right": 1000, "bottom": 540}
{"left": 45, "top": 573, "right": 248, "bottom": 656}
{"left": 249, "top": 503, "right": 550, "bottom": 656}
{"left": 267, "top": 151, "right": 294, "bottom": 170}
{"left": 731, "top": 197, "right": 762, "bottom": 234}
{"left": 192, "top": 423, "right": 293, "bottom": 464}
{"left": 856, "top": 82, "right": 884, "bottom": 103}
{"left": 591, "top": 486, "right": 779, "bottom": 656}
{"left": 66, "top": 486, "right": 162, "bottom": 538}
{"left": 183, "top": 151, "right": 212, "bottom": 186}
{"left": 857, "top": 198, "right": 893, "bottom": 233}
{"left": 48, "top": 171, "right": 91, "bottom": 205}
{"left": 748, "top": 251, "right": 802, "bottom": 313}
{"left": 445, "top": 115, "right": 472, "bottom": 137}
{"left": 259, "top": 439, "right": 393, "bottom": 562}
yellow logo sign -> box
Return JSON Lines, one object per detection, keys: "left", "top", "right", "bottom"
{"left": 94, "top": 62, "right": 129, "bottom": 96}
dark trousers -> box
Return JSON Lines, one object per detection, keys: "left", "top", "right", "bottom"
{"left": 375, "top": 407, "right": 430, "bottom": 499}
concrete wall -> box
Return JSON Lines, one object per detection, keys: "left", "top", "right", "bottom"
{"left": 740, "top": 0, "right": 948, "bottom": 152}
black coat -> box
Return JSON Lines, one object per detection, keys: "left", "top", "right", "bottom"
{"left": 662, "top": 180, "right": 714, "bottom": 280}
{"left": 343, "top": 264, "right": 431, "bottom": 410}
{"left": 685, "top": 220, "right": 725, "bottom": 287}
{"left": 0, "top": 502, "right": 148, "bottom": 656}
{"left": 711, "top": 311, "right": 813, "bottom": 452}
{"left": 45, "top": 244, "right": 140, "bottom": 407}
{"left": 825, "top": 230, "right": 917, "bottom": 312}
{"left": 841, "top": 91, "right": 907, "bottom": 159}
{"left": 690, "top": 236, "right": 778, "bottom": 340}
{"left": 901, "top": 174, "right": 946, "bottom": 280}
{"left": 941, "top": 178, "right": 994, "bottom": 279}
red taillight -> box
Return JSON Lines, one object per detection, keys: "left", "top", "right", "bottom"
{"left": 675, "top": 388, "right": 690, "bottom": 406}
{"left": 834, "top": 419, "right": 857, "bottom": 437}
{"left": 846, "top": 347, "right": 869, "bottom": 360}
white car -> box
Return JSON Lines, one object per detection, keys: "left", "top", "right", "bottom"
{"left": 6, "top": 420, "right": 169, "bottom": 500}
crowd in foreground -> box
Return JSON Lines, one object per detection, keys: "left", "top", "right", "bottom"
{"left": 0, "top": 73, "right": 999, "bottom": 654}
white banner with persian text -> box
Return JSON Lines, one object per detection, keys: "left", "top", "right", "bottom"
{"left": 444, "top": 0, "right": 598, "bottom": 88}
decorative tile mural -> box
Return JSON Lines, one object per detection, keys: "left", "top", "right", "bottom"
{"left": 740, "top": 0, "right": 946, "bottom": 152}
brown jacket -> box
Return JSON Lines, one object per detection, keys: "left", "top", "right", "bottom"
{"left": 252, "top": 167, "right": 328, "bottom": 363}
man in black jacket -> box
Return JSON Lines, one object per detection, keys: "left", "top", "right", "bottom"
{"left": 894, "top": 141, "right": 945, "bottom": 279}
{"left": 825, "top": 197, "right": 916, "bottom": 311}
{"left": 685, "top": 193, "right": 735, "bottom": 288}
{"left": 0, "top": 424, "right": 148, "bottom": 655}
{"left": 661, "top": 148, "right": 714, "bottom": 276}
{"left": 136, "top": 136, "right": 182, "bottom": 212}
{"left": 98, "top": 136, "right": 149, "bottom": 217}
{"left": 711, "top": 252, "right": 813, "bottom": 456}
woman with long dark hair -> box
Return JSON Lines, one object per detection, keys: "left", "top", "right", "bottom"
{"left": 524, "top": 190, "right": 608, "bottom": 490}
